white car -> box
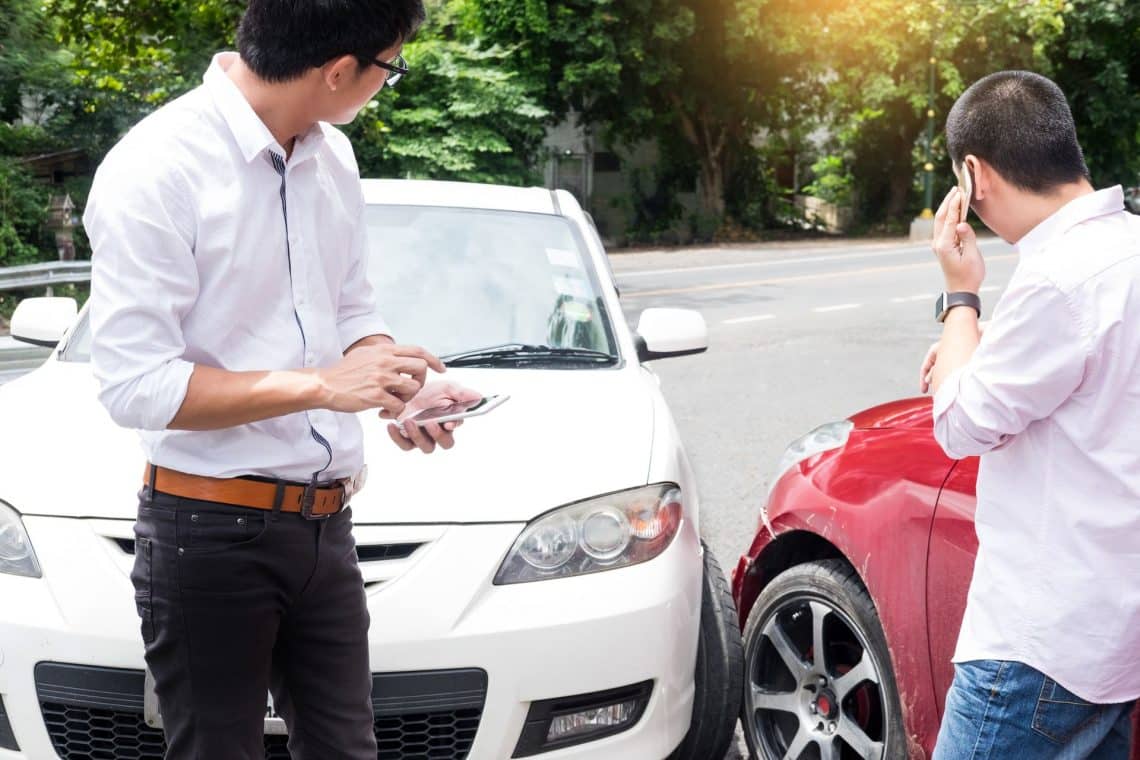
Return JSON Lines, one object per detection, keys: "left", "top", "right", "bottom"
{"left": 0, "top": 180, "right": 743, "bottom": 760}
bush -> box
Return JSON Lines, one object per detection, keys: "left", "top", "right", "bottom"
{"left": 0, "top": 157, "right": 51, "bottom": 267}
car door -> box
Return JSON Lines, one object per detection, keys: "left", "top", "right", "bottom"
{"left": 925, "top": 456, "right": 980, "bottom": 712}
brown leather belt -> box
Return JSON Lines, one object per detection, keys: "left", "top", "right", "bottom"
{"left": 144, "top": 464, "right": 347, "bottom": 518}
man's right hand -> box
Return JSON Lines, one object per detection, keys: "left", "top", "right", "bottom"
{"left": 317, "top": 344, "right": 445, "bottom": 416}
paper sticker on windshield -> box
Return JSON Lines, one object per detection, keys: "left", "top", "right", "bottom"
{"left": 560, "top": 301, "right": 593, "bottom": 322}
{"left": 546, "top": 247, "right": 582, "bottom": 269}
{"left": 553, "top": 274, "right": 591, "bottom": 298}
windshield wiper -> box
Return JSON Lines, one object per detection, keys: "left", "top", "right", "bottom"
{"left": 441, "top": 343, "right": 619, "bottom": 368}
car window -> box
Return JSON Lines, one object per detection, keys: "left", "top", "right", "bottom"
{"left": 60, "top": 206, "right": 619, "bottom": 366}
{"left": 59, "top": 309, "right": 91, "bottom": 363}
{"left": 364, "top": 205, "right": 617, "bottom": 360}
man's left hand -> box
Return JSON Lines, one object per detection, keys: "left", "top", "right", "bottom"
{"left": 933, "top": 187, "right": 986, "bottom": 293}
{"left": 385, "top": 381, "right": 483, "bottom": 453}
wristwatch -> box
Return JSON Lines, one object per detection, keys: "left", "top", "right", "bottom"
{"left": 935, "top": 292, "right": 981, "bottom": 323}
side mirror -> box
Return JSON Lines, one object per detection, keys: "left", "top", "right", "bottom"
{"left": 11, "top": 297, "right": 78, "bottom": 348}
{"left": 635, "top": 308, "right": 708, "bottom": 362}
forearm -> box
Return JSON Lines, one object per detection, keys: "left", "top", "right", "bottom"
{"left": 345, "top": 333, "right": 394, "bottom": 354}
{"left": 168, "top": 364, "right": 331, "bottom": 431}
{"left": 931, "top": 308, "right": 981, "bottom": 393}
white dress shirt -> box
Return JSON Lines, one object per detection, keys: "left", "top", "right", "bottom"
{"left": 934, "top": 186, "right": 1140, "bottom": 703}
{"left": 85, "top": 52, "right": 389, "bottom": 482}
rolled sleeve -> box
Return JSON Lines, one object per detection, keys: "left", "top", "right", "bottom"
{"left": 336, "top": 200, "right": 391, "bottom": 352}
{"left": 85, "top": 149, "right": 200, "bottom": 431}
{"left": 932, "top": 272, "right": 1090, "bottom": 459}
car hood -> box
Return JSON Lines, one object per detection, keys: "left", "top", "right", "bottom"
{"left": 847, "top": 396, "right": 933, "bottom": 431}
{"left": 0, "top": 362, "right": 656, "bottom": 524}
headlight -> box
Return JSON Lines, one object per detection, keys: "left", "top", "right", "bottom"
{"left": 0, "top": 500, "right": 42, "bottom": 578}
{"left": 495, "top": 484, "right": 682, "bottom": 584}
{"left": 770, "top": 420, "right": 854, "bottom": 493}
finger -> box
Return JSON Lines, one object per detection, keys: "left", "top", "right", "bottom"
{"left": 386, "top": 357, "right": 429, "bottom": 389}
{"left": 935, "top": 189, "right": 962, "bottom": 255}
{"left": 423, "top": 422, "right": 456, "bottom": 450}
{"left": 388, "top": 345, "right": 446, "bottom": 375}
{"left": 956, "top": 221, "right": 978, "bottom": 250}
{"left": 384, "top": 375, "right": 421, "bottom": 402}
{"left": 371, "top": 390, "right": 405, "bottom": 418}
{"left": 387, "top": 423, "right": 416, "bottom": 451}
{"left": 404, "top": 420, "right": 436, "bottom": 454}
{"left": 932, "top": 187, "right": 956, "bottom": 245}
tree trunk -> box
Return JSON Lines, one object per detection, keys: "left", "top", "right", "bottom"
{"left": 698, "top": 152, "right": 727, "bottom": 219}
{"left": 886, "top": 166, "right": 912, "bottom": 222}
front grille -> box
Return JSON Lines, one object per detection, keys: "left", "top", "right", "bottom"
{"left": 36, "top": 663, "right": 485, "bottom": 759}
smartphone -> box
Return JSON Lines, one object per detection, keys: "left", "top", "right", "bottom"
{"left": 399, "top": 394, "right": 509, "bottom": 430}
{"left": 952, "top": 162, "right": 973, "bottom": 224}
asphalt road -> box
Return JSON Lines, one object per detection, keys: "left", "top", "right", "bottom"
{"left": 612, "top": 234, "right": 1017, "bottom": 758}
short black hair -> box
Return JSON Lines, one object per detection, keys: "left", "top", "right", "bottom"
{"left": 946, "top": 70, "right": 1090, "bottom": 193}
{"left": 237, "top": 0, "right": 426, "bottom": 83}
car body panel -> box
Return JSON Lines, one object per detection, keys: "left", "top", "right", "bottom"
{"left": 735, "top": 396, "right": 1139, "bottom": 759}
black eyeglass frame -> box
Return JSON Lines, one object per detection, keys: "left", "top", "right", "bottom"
{"left": 362, "top": 53, "right": 408, "bottom": 87}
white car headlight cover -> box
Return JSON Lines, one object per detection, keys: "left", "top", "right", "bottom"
{"left": 0, "top": 500, "right": 42, "bottom": 578}
{"left": 771, "top": 420, "right": 854, "bottom": 493}
{"left": 495, "top": 484, "right": 683, "bottom": 584}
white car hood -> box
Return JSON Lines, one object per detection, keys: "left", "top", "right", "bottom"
{"left": 0, "top": 361, "right": 655, "bottom": 524}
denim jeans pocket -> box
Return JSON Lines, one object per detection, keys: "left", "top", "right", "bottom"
{"left": 1031, "top": 676, "right": 1107, "bottom": 744}
{"left": 131, "top": 537, "right": 156, "bottom": 645}
{"left": 182, "top": 509, "right": 269, "bottom": 554}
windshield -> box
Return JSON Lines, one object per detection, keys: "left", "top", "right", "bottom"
{"left": 62, "top": 205, "right": 618, "bottom": 366}
{"left": 364, "top": 205, "right": 617, "bottom": 360}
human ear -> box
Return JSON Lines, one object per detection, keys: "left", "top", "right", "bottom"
{"left": 322, "top": 55, "right": 359, "bottom": 92}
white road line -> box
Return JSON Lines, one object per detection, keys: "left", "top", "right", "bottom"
{"left": 614, "top": 238, "right": 1009, "bottom": 278}
{"left": 890, "top": 293, "right": 935, "bottom": 303}
{"left": 814, "top": 303, "right": 863, "bottom": 313}
{"left": 722, "top": 314, "right": 776, "bottom": 325}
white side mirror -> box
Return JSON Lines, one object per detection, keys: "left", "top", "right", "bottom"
{"left": 11, "top": 297, "right": 78, "bottom": 348}
{"left": 635, "top": 308, "right": 708, "bottom": 362}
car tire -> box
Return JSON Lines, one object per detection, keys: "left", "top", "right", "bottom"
{"left": 668, "top": 541, "right": 745, "bottom": 760}
{"left": 740, "top": 559, "right": 906, "bottom": 760}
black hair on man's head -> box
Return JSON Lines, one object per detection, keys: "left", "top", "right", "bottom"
{"left": 237, "top": 0, "right": 426, "bottom": 83}
{"left": 946, "top": 70, "right": 1090, "bottom": 193}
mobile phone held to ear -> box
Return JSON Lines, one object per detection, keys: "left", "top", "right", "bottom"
{"left": 953, "top": 162, "right": 974, "bottom": 224}
{"left": 399, "top": 394, "right": 510, "bottom": 430}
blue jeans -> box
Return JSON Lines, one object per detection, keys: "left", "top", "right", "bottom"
{"left": 933, "top": 660, "right": 1135, "bottom": 760}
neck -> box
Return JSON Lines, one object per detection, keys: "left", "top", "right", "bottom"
{"left": 1011, "top": 179, "right": 1096, "bottom": 242}
{"left": 226, "top": 58, "right": 317, "bottom": 159}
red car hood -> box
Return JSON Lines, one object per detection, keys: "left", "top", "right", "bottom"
{"left": 848, "top": 396, "right": 933, "bottom": 431}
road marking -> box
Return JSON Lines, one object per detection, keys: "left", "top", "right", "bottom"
{"left": 621, "top": 254, "right": 1017, "bottom": 298}
{"left": 890, "top": 293, "right": 935, "bottom": 303}
{"left": 613, "top": 239, "right": 1010, "bottom": 278}
{"left": 814, "top": 303, "right": 862, "bottom": 313}
{"left": 722, "top": 314, "right": 776, "bottom": 325}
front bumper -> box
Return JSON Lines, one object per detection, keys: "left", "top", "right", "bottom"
{"left": 0, "top": 513, "right": 702, "bottom": 760}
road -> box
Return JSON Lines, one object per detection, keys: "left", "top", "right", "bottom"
{"left": 612, "top": 234, "right": 1016, "bottom": 758}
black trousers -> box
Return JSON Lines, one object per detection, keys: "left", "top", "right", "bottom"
{"left": 130, "top": 487, "right": 377, "bottom": 760}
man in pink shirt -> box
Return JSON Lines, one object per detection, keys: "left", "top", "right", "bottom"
{"left": 926, "top": 70, "right": 1139, "bottom": 758}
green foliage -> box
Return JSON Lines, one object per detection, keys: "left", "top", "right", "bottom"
{"left": 802, "top": 155, "right": 854, "bottom": 207}
{"left": 1046, "top": 0, "right": 1140, "bottom": 188}
{"left": 347, "top": 5, "right": 548, "bottom": 185}
{"left": 0, "top": 157, "right": 50, "bottom": 266}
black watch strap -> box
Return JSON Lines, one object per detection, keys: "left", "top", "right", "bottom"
{"left": 935, "top": 292, "right": 982, "bottom": 323}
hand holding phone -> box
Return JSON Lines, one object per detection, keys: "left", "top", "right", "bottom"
{"left": 398, "top": 394, "right": 509, "bottom": 431}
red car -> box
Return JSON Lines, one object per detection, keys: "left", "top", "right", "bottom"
{"left": 731, "top": 397, "right": 1139, "bottom": 759}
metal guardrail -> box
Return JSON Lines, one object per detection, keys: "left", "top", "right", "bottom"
{"left": 0, "top": 261, "right": 91, "bottom": 294}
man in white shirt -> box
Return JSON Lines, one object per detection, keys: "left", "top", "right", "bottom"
{"left": 926, "top": 70, "right": 1139, "bottom": 758}
{"left": 84, "top": 1, "right": 479, "bottom": 757}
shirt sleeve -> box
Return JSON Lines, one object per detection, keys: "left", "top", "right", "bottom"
{"left": 336, "top": 198, "right": 391, "bottom": 352}
{"left": 932, "top": 271, "right": 1090, "bottom": 459}
{"left": 85, "top": 149, "right": 198, "bottom": 432}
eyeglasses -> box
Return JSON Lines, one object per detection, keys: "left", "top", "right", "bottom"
{"left": 365, "top": 53, "right": 408, "bottom": 88}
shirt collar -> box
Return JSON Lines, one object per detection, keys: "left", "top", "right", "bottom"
{"left": 203, "top": 52, "right": 327, "bottom": 166}
{"left": 1016, "top": 185, "right": 1126, "bottom": 256}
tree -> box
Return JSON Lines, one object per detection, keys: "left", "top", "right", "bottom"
{"left": 1046, "top": 0, "right": 1140, "bottom": 189}
{"left": 347, "top": 0, "right": 548, "bottom": 184}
